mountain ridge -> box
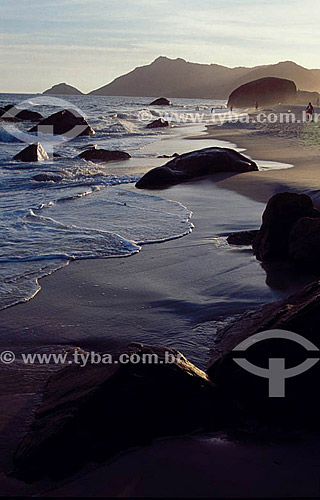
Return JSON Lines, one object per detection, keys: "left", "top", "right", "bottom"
{"left": 44, "top": 57, "right": 320, "bottom": 99}
{"left": 42, "top": 83, "right": 84, "bottom": 95}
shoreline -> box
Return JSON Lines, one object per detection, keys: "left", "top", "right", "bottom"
{"left": 1, "top": 119, "right": 309, "bottom": 357}
{"left": 202, "top": 113, "right": 320, "bottom": 207}
{"left": 1, "top": 115, "right": 320, "bottom": 496}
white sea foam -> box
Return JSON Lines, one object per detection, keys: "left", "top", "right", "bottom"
{"left": 0, "top": 94, "right": 222, "bottom": 309}
{"left": 0, "top": 125, "right": 23, "bottom": 143}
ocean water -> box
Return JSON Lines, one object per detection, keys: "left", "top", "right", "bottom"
{"left": 0, "top": 94, "right": 227, "bottom": 309}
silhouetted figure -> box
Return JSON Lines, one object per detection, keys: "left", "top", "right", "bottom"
{"left": 255, "top": 101, "right": 258, "bottom": 110}
{"left": 306, "top": 102, "right": 314, "bottom": 121}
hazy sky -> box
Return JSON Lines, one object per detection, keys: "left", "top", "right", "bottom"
{"left": 1, "top": 0, "right": 320, "bottom": 93}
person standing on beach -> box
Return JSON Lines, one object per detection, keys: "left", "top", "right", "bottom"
{"left": 306, "top": 102, "right": 314, "bottom": 121}
{"left": 255, "top": 101, "right": 258, "bottom": 110}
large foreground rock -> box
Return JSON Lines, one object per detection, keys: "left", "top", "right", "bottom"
{"left": 13, "top": 343, "right": 228, "bottom": 482}
{"left": 29, "top": 109, "right": 95, "bottom": 137}
{"left": 207, "top": 280, "right": 320, "bottom": 426}
{"left": 13, "top": 143, "right": 49, "bottom": 162}
{"left": 289, "top": 217, "right": 320, "bottom": 270}
{"left": 150, "top": 97, "right": 172, "bottom": 106}
{"left": 253, "top": 192, "right": 320, "bottom": 262}
{"left": 136, "top": 147, "right": 258, "bottom": 189}
{"left": 228, "top": 77, "right": 297, "bottom": 108}
{"left": 77, "top": 147, "right": 131, "bottom": 162}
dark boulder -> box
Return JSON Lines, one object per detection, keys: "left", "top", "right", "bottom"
{"left": 146, "top": 118, "right": 169, "bottom": 129}
{"left": 136, "top": 147, "right": 258, "bottom": 189}
{"left": 1, "top": 104, "right": 43, "bottom": 122}
{"left": 13, "top": 143, "right": 49, "bottom": 162}
{"left": 227, "top": 230, "right": 259, "bottom": 246}
{"left": 0, "top": 107, "right": 7, "bottom": 117}
{"left": 15, "top": 109, "right": 43, "bottom": 122}
{"left": 150, "top": 97, "right": 172, "bottom": 106}
{"left": 207, "top": 280, "right": 320, "bottom": 427}
{"left": 228, "top": 77, "right": 297, "bottom": 108}
{"left": 2, "top": 104, "right": 15, "bottom": 112}
{"left": 13, "top": 343, "right": 228, "bottom": 482}
{"left": 29, "top": 109, "right": 95, "bottom": 137}
{"left": 137, "top": 166, "right": 182, "bottom": 188}
{"left": 0, "top": 106, "right": 19, "bottom": 122}
{"left": 289, "top": 217, "right": 320, "bottom": 271}
{"left": 33, "top": 173, "right": 62, "bottom": 182}
{"left": 253, "top": 193, "right": 320, "bottom": 262}
{"left": 77, "top": 146, "right": 131, "bottom": 162}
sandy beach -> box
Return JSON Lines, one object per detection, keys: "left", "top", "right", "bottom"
{"left": 1, "top": 107, "right": 320, "bottom": 497}
{"left": 204, "top": 105, "right": 320, "bottom": 207}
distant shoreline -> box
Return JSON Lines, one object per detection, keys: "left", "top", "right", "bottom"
{"left": 200, "top": 105, "right": 320, "bottom": 208}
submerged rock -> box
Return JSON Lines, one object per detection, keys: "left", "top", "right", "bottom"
{"left": 207, "top": 280, "right": 320, "bottom": 426}
{"left": 146, "top": 118, "right": 169, "bottom": 129}
{"left": 157, "top": 153, "right": 179, "bottom": 159}
{"left": 13, "top": 343, "right": 228, "bottom": 482}
{"left": 33, "top": 173, "right": 62, "bottom": 182}
{"left": 77, "top": 147, "right": 131, "bottom": 162}
{"left": 77, "top": 143, "right": 97, "bottom": 150}
{"left": 13, "top": 143, "right": 49, "bottom": 162}
{"left": 253, "top": 193, "right": 320, "bottom": 262}
{"left": 227, "top": 230, "right": 259, "bottom": 246}
{"left": 150, "top": 97, "right": 172, "bottom": 106}
{"left": 29, "top": 109, "right": 95, "bottom": 137}
{"left": 136, "top": 147, "right": 258, "bottom": 189}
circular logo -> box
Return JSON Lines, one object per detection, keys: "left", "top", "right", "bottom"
{"left": 233, "top": 329, "right": 319, "bottom": 398}
{"left": 0, "top": 351, "right": 15, "bottom": 364}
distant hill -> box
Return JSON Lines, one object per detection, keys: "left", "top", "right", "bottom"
{"left": 88, "top": 57, "right": 320, "bottom": 99}
{"left": 43, "top": 83, "right": 83, "bottom": 95}
{"left": 295, "top": 90, "right": 320, "bottom": 105}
